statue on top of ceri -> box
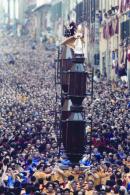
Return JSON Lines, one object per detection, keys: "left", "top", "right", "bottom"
{"left": 62, "top": 23, "right": 85, "bottom": 55}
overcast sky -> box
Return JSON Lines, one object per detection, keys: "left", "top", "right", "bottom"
{"left": 1, "top": 0, "right": 19, "bottom": 19}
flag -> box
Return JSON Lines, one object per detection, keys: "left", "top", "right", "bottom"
{"left": 103, "top": 24, "right": 106, "bottom": 39}
{"left": 120, "top": 0, "right": 123, "bottom": 13}
{"left": 120, "top": 47, "right": 124, "bottom": 64}
{"left": 112, "top": 51, "right": 115, "bottom": 69}
{"left": 126, "top": 0, "right": 130, "bottom": 10}
{"left": 109, "top": 20, "right": 114, "bottom": 37}
{"left": 127, "top": 48, "right": 130, "bottom": 62}
{"left": 106, "top": 21, "right": 110, "bottom": 39}
{"left": 123, "top": 0, "right": 127, "bottom": 11}
{"left": 115, "top": 16, "right": 119, "bottom": 34}
{"left": 90, "top": 25, "right": 95, "bottom": 43}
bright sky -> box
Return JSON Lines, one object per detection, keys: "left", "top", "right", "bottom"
{"left": 37, "top": 0, "right": 52, "bottom": 6}
{"left": 0, "top": 0, "right": 52, "bottom": 20}
{"left": 1, "top": 0, "right": 19, "bottom": 19}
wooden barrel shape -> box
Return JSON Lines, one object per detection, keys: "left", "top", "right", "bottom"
{"left": 68, "top": 63, "right": 86, "bottom": 105}
{"left": 65, "top": 112, "right": 86, "bottom": 163}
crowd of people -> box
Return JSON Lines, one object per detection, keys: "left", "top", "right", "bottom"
{"left": 0, "top": 32, "right": 130, "bottom": 195}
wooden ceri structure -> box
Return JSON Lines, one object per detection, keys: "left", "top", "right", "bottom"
{"left": 60, "top": 26, "right": 87, "bottom": 163}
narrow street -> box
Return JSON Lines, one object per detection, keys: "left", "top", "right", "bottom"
{"left": 0, "top": 0, "right": 130, "bottom": 194}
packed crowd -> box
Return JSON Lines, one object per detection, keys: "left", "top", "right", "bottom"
{"left": 0, "top": 32, "right": 130, "bottom": 195}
